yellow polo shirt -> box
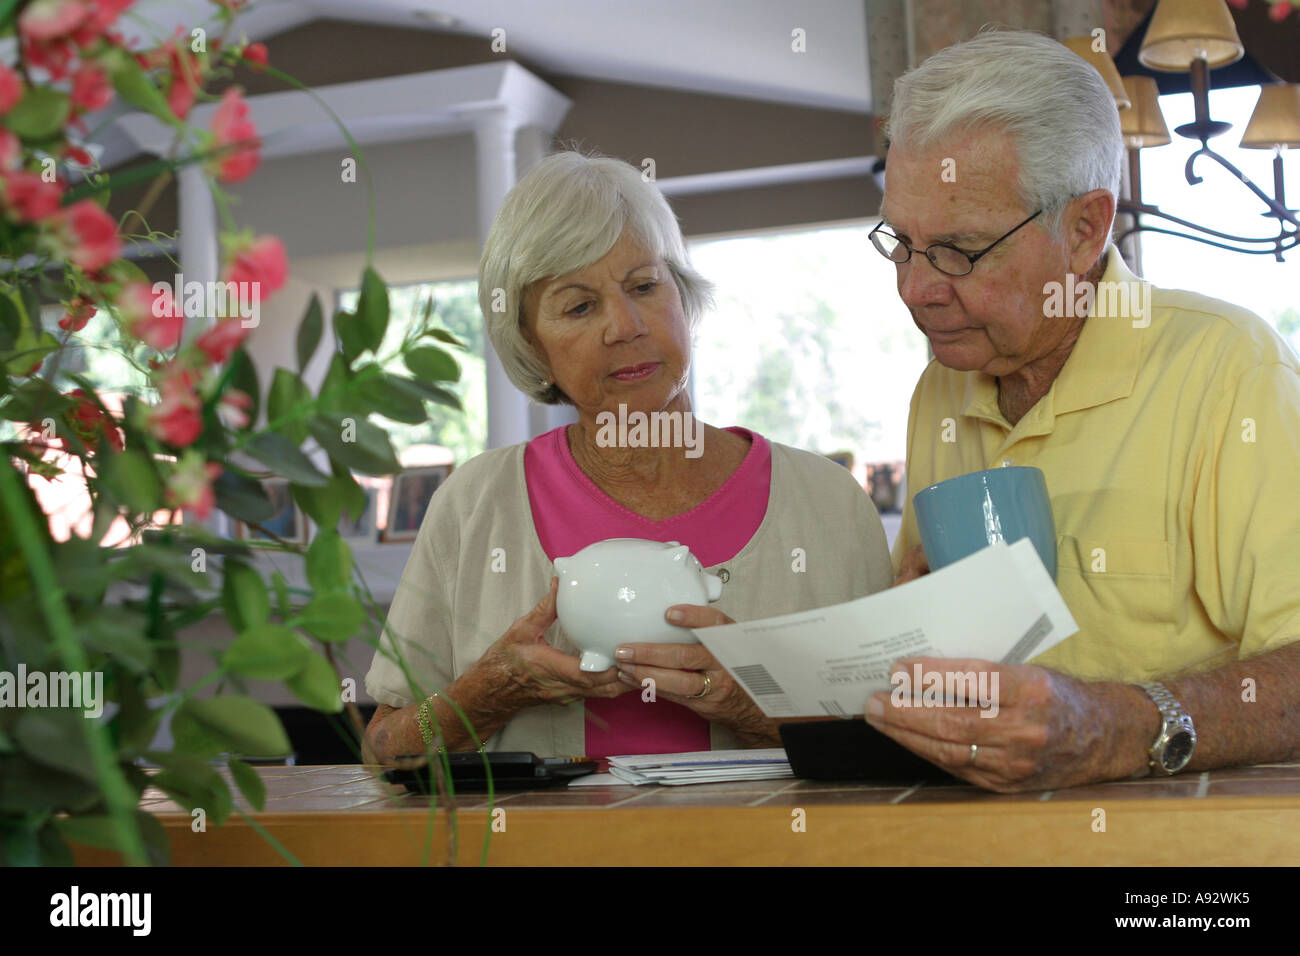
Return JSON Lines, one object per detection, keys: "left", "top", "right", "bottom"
{"left": 891, "top": 246, "right": 1300, "bottom": 682}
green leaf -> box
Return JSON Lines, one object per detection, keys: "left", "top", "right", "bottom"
{"left": 150, "top": 756, "right": 234, "bottom": 827}
{"left": 266, "top": 368, "right": 312, "bottom": 444}
{"left": 305, "top": 529, "right": 351, "bottom": 592}
{"left": 316, "top": 353, "right": 357, "bottom": 416}
{"left": 290, "top": 460, "right": 364, "bottom": 530}
{"left": 227, "top": 348, "right": 261, "bottom": 429}
{"left": 3, "top": 327, "right": 59, "bottom": 377}
{"left": 308, "top": 414, "right": 401, "bottom": 476}
{"left": 12, "top": 710, "right": 98, "bottom": 783}
{"left": 0, "top": 377, "right": 71, "bottom": 422}
{"left": 356, "top": 267, "right": 390, "bottom": 353}
{"left": 298, "top": 592, "right": 365, "bottom": 642}
{"left": 0, "top": 292, "right": 20, "bottom": 351}
{"left": 213, "top": 469, "right": 274, "bottom": 524}
{"left": 334, "top": 309, "right": 365, "bottom": 365}
{"left": 228, "top": 758, "right": 266, "bottom": 811}
{"left": 102, "top": 45, "right": 180, "bottom": 127}
{"left": 296, "top": 294, "right": 323, "bottom": 372}
{"left": 99, "top": 448, "right": 162, "bottom": 513}
{"left": 244, "top": 431, "right": 329, "bottom": 487}
{"left": 405, "top": 345, "right": 460, "bottom": 383}
{"left": 223, "top": 623, "right": 309, "bottom": 680}
{"left": 286, "top": 649, "right": 344, "bottom": 713}
{"left": 221, "top": 561, "right": 270, "bottom": 632}
{"left": 425, "top": 327, "right": 465, "bottom": 348}
{"left": 270, "top": 570, "right": 292, "bottom": 620}
{"left": 405, "top": 378, "right": 463, "bottom": 412}
{"left": 4, "top": 87, "right": 70, "bottom": 141}
{"left": 356, "top": 372, "right": 426, "bottom": 424}
{"left": 172, "top": 696, "right": 292, "bottom": 758}
{"left": 55, "top": 811, "right": 171, "bottom": 864}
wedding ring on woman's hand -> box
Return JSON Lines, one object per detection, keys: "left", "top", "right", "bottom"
{"left": 686, "top": 672, "right": 712, "bottom": 699}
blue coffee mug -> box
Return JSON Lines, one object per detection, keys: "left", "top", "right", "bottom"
{"left": 912, "top": 466, "right": 1057, "bottom": 580}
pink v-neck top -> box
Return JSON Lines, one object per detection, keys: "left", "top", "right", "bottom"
{"left": 524, "top": 424, "right": 772, "bottom": 758}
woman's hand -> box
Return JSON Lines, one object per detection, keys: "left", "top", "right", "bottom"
{"left": 612, "top": 605, "right": 780, "bottom": 747}
{"left": 477, "top": 577, "right": 631, "bottom": 708}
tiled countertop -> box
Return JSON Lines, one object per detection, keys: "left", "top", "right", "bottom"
{"left": 83, "top": 760, "right": 1300, "bottom": 866}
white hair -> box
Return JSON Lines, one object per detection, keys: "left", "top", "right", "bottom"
{"left": 885, "top": 29, "right": 1123, "bottom": 238}
{"left": 478, "top": 151, "right": 714, "bottom": 405}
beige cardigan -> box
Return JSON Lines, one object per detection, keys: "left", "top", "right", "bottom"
{"left": 364, "top": 438, "right": 893, "bottom": 755}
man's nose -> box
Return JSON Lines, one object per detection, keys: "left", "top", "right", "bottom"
{"left": 897, "top": 257, "right": 954, "bottom": 309}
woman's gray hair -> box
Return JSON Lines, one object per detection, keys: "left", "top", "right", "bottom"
{"left": 478, "top": 150, "right": 714, "bottom": 405}
{"left": 884, "top": 29, "right": 1123, "bottom": 238}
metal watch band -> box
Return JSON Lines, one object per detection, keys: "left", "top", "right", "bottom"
{"left": 1137, "top": 681, "right": 1196, "bottom": 776}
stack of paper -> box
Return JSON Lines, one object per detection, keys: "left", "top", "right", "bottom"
{"left": 605, "top": 748, "right": 793, "bottom": 786}
{"left": 693, "top": 539, "right": 1079, "bottom": 719}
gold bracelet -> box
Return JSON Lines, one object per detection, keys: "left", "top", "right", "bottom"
{"left": 416, "top": 693, "right": 489, "bottom": 753}
{"left": 416, "top": 694, "right": 438, "bottom": 749}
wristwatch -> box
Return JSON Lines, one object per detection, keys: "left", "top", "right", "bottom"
{"left": 1136, "top": 682, "right": 1197, "bottom": 775}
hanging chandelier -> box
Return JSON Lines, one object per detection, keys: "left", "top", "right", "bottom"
{"left": 1068, "top": 0, "right": 1299, "bottom": 260}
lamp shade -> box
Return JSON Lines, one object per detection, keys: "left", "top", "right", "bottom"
{"left": 1139, "top": 0, "right": 1244, "bottom": 71}
{"left": 1120, "top": 76, "right": 1171, "bottom": 148}
{"left": 1063, "top": 37, "right": 1132, "bottom": 109}
{"left": 1240, "top": 84, "right": 1300, "bottom": 149}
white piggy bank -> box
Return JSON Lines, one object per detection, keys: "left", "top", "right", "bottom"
{"left": 553, "top": 538, "right": 725, "bottom": 672}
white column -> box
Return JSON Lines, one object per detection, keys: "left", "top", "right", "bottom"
{"left": 176, "top": 164, "right": 219, "bottom": 330}
{"left": 474, "top": 110, "right": 531, "bottom": 449}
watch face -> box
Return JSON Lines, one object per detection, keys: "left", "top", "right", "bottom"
{"left": 1162, "top": 732, "right": 1195, "bottom": 771}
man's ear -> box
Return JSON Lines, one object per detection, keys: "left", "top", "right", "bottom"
{"left": 1066, "top": 189, "right": 1116, "bottom": 275}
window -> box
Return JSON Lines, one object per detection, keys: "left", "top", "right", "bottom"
{"left": 688, "top": 222, "right": 929, "bottom": 516}
{"left": 336, "top": 278, "right": 487, "bottom": 465}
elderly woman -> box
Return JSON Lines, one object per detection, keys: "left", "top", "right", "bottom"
{"left": 363, "top": 151, "right": 892, "bottom": 761}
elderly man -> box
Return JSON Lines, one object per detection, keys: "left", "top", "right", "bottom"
{"left": 869, "top": 30, "right": 1300, "bottom": 791}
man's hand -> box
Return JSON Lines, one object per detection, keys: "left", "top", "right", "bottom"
{"left": 894, "top": 543, "right": 930, "bottom": 586}
{"left": 612, "top": 605, "right": 780, "bottom": 747}
{"left": 864, "top": 656, "right": 1157, "bottom": 792}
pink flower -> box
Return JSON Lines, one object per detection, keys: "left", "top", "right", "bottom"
{"left": 3, "top": 172, "right": 64, "bottom": 222}
{"left": 0, "top": 64, "right": 22, "bottom": 114}
{"left": 166, "top": 39, "right": 201, "bottom": 121}
{"left": 1269, "top": 1, "right": 1293, "bottom": 21}
{"left": 66, "top": 387, "right": 124, "bottom": 451}
{"left": 50, "top": 199, "right": 121, "bottom": 270}
{"left": 216, "top": 388, "right": 252, "bottom": 429}
{"left": 165, "top": 452, "right": 221, "bottom": 519}
{"left": 62, "top": 143, "right": 94, "bottom": 167}
{"left": 117, "top": 282, "right": 181, "bottom": 351}
{"left": 242, "top": 42, "right": 268, "bottom": 69}
{"left": 225, "top": 235, "right": 287, "bottom": 299}
{"left": 71, "top": 65, "right": 112, "bottom": 112}
{"left": 58, "top": 296, "right": 97, "bottom": 332}
{"left": 209, "top": 88, "right": 261, "bottom": 183}
{"left": 148, "top": 372, "right": 204, "bottom": 448}
{"left": 0, "top": 130, "right": 21, "bottom": 170}
{"left": 196, "top": 317, "right": 250, "bottom": 365}
{"left": 18, "top": 0, "right": 90, "bottom": 42}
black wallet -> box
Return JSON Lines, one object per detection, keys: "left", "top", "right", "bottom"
{"left": 779, "top": 718, "right": 960, "bottom": 783}
{"left": 382, "top": 752, "right": 598, "bottom": 792}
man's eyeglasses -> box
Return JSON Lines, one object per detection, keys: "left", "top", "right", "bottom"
{"left": 869, "top": 209, "right": 1043, "bottom": 277}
